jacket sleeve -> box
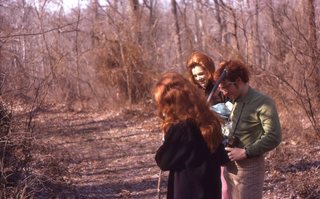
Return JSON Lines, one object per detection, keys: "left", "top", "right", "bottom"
{"left": 246, "top": 97, "right": 282, "bottom": 157}
{"left": 155, "top": 121, "right": 210, "bottom": 171}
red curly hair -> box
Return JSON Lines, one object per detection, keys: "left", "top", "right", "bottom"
{"left": 153, "top": 72, "right": 223, "bottom": 152}
{"left": 186, "top": 51, "right": 216, "bottom": 88}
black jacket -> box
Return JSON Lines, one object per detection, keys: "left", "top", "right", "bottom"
{"left": 155, "top": 120, "right": 229, "bottom": 199}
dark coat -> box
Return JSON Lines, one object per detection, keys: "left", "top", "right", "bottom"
{"left": 155, "top": 120, "right": 229, "bottom": 199}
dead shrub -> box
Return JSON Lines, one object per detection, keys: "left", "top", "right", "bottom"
{"left": 0, "top": 98, "right": 11, "bottom": 137}
{"left": 0, "top": 100, "right": 71, "bottom": 198}
{"left": 288, "top": 172, "right": 320, "bottom": 199}
{"left": 94, "top": 39, "right": 155, "bottom": 105}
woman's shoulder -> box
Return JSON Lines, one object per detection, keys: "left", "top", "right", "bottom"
{"left": 165, "top": 119, "right": 200, "bottom": 140}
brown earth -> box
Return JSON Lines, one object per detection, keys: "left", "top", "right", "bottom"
{"left": 29, "top": 105, "right": 320, "bottom": 199}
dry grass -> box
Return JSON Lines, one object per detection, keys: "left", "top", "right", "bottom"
{"left": 1, "top": 101, "right": 319, "bottom": 198}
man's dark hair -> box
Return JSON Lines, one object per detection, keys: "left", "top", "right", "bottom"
{"left": 214, "top": 60, "right": 249, "bottom": 83}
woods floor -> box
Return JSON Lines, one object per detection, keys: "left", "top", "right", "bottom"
{"left": 28, "top": 105, "right": 320, "bottom": 199}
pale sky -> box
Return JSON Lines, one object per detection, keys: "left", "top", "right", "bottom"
{"left": 63, "top": 0, "right": 89, "bottom": 11}
{"left": 48, "top": 0, "right": 168, "bottom": 13}
{"left": 31, "top": 0, "right": 90, "bottom": 12}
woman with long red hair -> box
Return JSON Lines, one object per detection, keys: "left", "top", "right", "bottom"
{"left": 186, "top": 51, "right": 231, "bottom": 199}
{"left": 154, "top": 72, "right": 229, "bottom": 199}
{"left": 186, "top": 51, "right": 227, "bottom": 106}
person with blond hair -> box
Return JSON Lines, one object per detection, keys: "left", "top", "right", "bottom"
{"left": 214, "top": 60, "right": 281, "bottom": 199}
{"left": 154, "top": 72, "right": 229, "bottom": 199}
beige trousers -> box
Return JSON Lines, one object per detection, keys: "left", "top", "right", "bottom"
{"left": 224, "top": 156, "right": 265, "bottom": 199}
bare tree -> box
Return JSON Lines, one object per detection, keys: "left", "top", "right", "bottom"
{"left": 214, "top": 0, "right": 225, "bottom": 45}
{"left": 129, "top": 0, "right": 141, "bottom": 44}
{"left": 306, "top": 0, "right": 319, "bottom": 102}
{"left": 267, "top": 0, "right": 285, "bottom": 65}
{"left": 219, "top": 0, "right": 240, "bottom": 51}
{"left": 171, "top": 0, "right": 183, "bottom": 69}
{"left": 0, "top": 0, "right": 319, "bottom": 134}
{"left": 305, "top": 0, "right": 320, "bottom": 134}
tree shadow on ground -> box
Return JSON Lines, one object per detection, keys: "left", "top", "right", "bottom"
{"left": 278, "top": 160, "right": 320, "bottom": 173}
{"left": 31, "top": 108, "right": 164, "bottom": 198}
{"left": 34, "top": 108, "right": 158, "bottom": 140}
{"left": 34, "top": 176, "right": 168, "bottom": 199}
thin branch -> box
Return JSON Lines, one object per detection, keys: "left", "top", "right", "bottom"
{"left": 0, "top": 21, "right": 82, "bottom": 39}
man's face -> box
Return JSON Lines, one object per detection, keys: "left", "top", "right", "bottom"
{"left": 191, "top": 66, "right": 210, "bottom": 89}
{"left": 219, "top": 80, "right": 241, "bottom": 100}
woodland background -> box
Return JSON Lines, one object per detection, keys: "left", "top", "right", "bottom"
{"left": 0, "top": 0, "right": 319, "bottom": 198}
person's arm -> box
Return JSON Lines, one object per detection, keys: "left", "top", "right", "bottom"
{"left": 155, "top": 121, "right": 209, "bottom": 171}
{"left": 245, "top": 97, "right": 282, "bottom": 157}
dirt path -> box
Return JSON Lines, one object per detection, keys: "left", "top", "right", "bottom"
{"left": 31, "top": 107, "right": 320, "bottom": 199}
{"left": 32, "top": 107, "right": 166, "bottom": 198}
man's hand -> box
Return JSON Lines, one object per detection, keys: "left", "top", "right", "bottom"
{"left": 225, "top": 147, "right": 247, "bottom": 161}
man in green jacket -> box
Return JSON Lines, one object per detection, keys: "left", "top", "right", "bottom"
{"left": 214, "top": 60, "right": 281, "bottom": 199}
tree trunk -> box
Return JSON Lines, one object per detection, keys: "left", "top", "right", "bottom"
{"left": 193, "top": 1, "right": 203, "bottom": 49}
{"left": 21, "top": 0, "right": 27, "bottom": 69}
{"left": 246, "top": 0, "right": 262, "bottom": 67}
{"left": 90, "top": 0, "right": 99, "bottom": 47}
{"left": 254, "top": 0, "right": 262, "bottom": 66}
{"left": 306, "top": 0, "right": 319, "bottom": 101}
{"left": 129, "top": 0, "right": 141, "bottom": 44}
{"left": 214, "top": 0, "right": 224, "bottom": 45}
{"left": 219, "top": 0, "right": 240, "bottom": 51}
{"left": 305, "top": 0, "right": 320, "bottom": 134}
{"left": 268, "top": 0, "right": 284, "bottom": 66}
{"left": 75, "top": 4, "right": 84, "bottom": 110}
{"left": 126, "top": 0, "right": 141, "bottom": 104}
{"left": 171, "top": 0, "right": 183, "bottom": 70}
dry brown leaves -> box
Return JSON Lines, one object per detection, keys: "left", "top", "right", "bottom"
{"left": 26, "top": 105, "right": 320, "bottom": 198}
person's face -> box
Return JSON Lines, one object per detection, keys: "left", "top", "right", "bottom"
{"left": 191, "top": 66, "right": 210, "bottom": 89}
{"left": 219, "top": 80, "right": 242, "bottom": 100}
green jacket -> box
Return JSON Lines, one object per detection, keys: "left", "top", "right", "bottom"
{"left": 230, "top": 87, "right": 281, "bottom": 157}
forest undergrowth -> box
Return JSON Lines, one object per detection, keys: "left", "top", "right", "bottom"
{"left": 1, "top": 103, "right": 319, "bottom": 198}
